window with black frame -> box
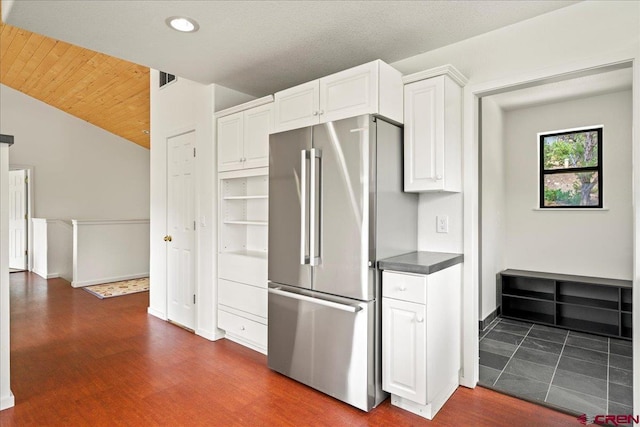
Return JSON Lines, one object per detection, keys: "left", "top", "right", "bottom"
{"left": 539, "top": 127, "right": 603, "bottom": 208}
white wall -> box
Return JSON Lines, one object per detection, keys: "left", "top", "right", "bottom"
{"left": 72, "top": 219, "right": 149, "bottom": 287}
{"left": 31, "top": 218, "right": 73, "bottom": 281}
{"left": 503, "top": 90, "right": 632, "bottom": 280}
{"left": 480, "top": 97, "right": 505, "bottom": 321}
{"left": 0, "top": 143, "right": 14, "bottom": 410}
{"left": 0, "top": 84, "right": 150, "bottom": 220}
{"left": 149, "top": 72, "right": 253, "bottom": 339}
{"left": 393, "top": 0, "right": 640, "bottom": 257}
{"left": 391, "top": 0, "right": 640, "bottom": 391}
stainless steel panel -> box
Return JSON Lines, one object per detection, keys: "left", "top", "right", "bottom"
{"left": 268, "top": 128, "right": 312, "bottom": 289}
{"left": 374, "top": 118, "right": 418, "bottom": 260}
{"left": 311, "top": 115, "right": 372, "bottom": 300}
{"left": 267, "top": 283, "right": 380, "bottom": 411}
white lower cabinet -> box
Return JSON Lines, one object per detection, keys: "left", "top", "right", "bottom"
{"left": 218, "top": 310, "right": 267, "bottom": 351}
{"left": 382, "top": 265, "right": 462, "bottom": 420}
{"left": 382, "top": 298, "right": 427, "bottom": 403}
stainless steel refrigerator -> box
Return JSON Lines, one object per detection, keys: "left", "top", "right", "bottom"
{"left": 267, "top": 114, "right": 417, "bottom": 411}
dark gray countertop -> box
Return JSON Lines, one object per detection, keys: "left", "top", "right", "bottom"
{"left": 378, "top": 251, "right": 463, "bottom": 275}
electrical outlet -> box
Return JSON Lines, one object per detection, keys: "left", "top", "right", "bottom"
{"left": 436, "top": 215, "right": 449, "bottom": 233}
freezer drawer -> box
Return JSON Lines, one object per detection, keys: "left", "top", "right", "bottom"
{"left": 267, "top": 283, "right": 379, "bottom": 411}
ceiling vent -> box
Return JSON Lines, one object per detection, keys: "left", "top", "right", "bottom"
{"left": 159, "top": 71, "right": 177, "bottom": 88}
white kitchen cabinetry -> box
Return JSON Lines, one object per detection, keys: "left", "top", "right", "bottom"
{"left": 403, "top": 66, "right": 467, "bottom": 192}
{"left": 382, "top": 264, "right": 462, "bottom": 420}
{"left": 217, "top": 97, "right": 273, "bottom": 172}
{"left": 273, "top": 60, "right": 403, "bottom": 133}
{"left": 217, "top": 167, "right": 268, "bottom": 353}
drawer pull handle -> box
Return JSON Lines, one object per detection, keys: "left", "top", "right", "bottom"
{"left": 399, "top": 286, "right": 407, "bottom": 291}
{"left": 240, "top": 326, "right": 246, "bottom": 331}
{"left": 416, "top": 317, "right": 424, "bottom": 323}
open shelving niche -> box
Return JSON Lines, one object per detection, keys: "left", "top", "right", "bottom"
{"left": 500, "top": 269, "right": 632, "bottom": 340}
{"left": 219, "top": 167, "right": 268, "bottom": 261}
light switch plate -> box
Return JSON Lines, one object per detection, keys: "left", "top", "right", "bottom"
{"left": 436, "top": 215, "right": 449, "bottom": 233}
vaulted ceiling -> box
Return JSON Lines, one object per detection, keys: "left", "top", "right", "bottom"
{"left": 0, "top": 4, "right": 150, "bottom": 149}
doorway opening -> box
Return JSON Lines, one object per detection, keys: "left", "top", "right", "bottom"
{"left": 8, "top": 166, "right": 33, "bottom": 273}
{"left": 476, "top": 63, "right": 634, "bottom": 415}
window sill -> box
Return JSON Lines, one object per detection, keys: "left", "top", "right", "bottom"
{"left": 532, "top": 207, "right": 609, "bottom": 212}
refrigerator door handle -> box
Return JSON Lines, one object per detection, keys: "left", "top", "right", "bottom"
{"left": 300, "top": 149, "right": 308, "bottom": 265}
{"left": 309, "top": 148, "right": 322, "bottom": 266}
{"left": 268, "top": 287, "right": 362, "bottom": 313}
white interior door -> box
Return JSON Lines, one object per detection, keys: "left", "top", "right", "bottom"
{"left": 9, "top": 170, "right": 27, "bottom": 270}
{"left": 167, "top": 131, "right": 196, "bottom": 330}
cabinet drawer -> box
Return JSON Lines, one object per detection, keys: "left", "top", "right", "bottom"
{"left": 219, "top": 252, "right": 267, "bottom": 288}
{"left": 218, "top": 278, "right": 267, "bottom": 318}
{"left": 383, "top": 271, "right": 427, "bottom": 304}
{"left": 218, "top": 310, "right": 267, "bottom": 349}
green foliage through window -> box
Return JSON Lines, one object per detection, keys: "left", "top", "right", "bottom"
{"left": 540, "top": 128, "right": 602, "bottom": 208}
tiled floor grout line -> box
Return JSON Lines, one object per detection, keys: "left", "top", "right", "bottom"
{"left": 543, "top": 330, "right": 570, "bottom": 402}
{"left": 491, "top": 322, "right": 534, "bottom": 387}
{"left": 479, "top": 321, "right": 633, "bottom": 413}
{"left": 606, "top": 338, "right": 610, "bottom": 414}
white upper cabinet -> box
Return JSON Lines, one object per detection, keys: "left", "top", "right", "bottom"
{"left": 273, "top": 60, "right": 403, "bottom": 133}
{"left": 403, "top": 66, "right": 467, "bottom": 192}
{"left": 218, "top": 112, "right": 244, "bottom": 171}
{"left": 217, "top": 97, "right": 273, "bottom": 172}
{"left": 243, "top": 104, "right": 272, "bottom": 170}
{"left": 273, "top": 80, "right": 320, "bottom": 132}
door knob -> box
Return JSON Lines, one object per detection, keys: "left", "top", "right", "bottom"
{"left": 416, "top": 317, "right": 424, "bottom": 323}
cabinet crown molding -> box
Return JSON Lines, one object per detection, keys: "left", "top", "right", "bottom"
{"left": 215, "top": 95, "right": 274, "bottom": 118}
{"left": 402, "top": 65, "right": 468, "bottom": 87}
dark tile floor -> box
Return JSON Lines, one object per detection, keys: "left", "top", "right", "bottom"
{"left": 479, "top": 317, "right": 634, "bottom": 418}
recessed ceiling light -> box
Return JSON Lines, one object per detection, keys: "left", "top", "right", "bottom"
{"left": 166, "top": 16, "right": 199, "bottom": 33}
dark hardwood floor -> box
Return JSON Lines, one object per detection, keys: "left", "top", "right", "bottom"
{"left": 1, "top": 273, "right": 576, "bottom": 426}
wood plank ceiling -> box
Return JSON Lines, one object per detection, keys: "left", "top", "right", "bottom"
{"left": 0, "top": 8, "right": 150, "bottom": 149}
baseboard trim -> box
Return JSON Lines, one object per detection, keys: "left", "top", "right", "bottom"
{"left": 32, "top": 269, "right": 47, "bottom": 279}
{"left": 72, "top": 273, "right": 149, "bottom": 288}
{"left": 147, "top": 307, "right": 167, "bottom": 320}
{"left": 223, "top": 335, "right": 267, "bottom": 355}
{"left": 479, "top": 307, "right": 500, "bottom": 331}
{"left": 196, "top": 328, "right": 225, "bottom": 341}
{"left": 46, "top": 273, "right": 61, "bottom": 279}
{"left": 1, "top": 391, "right": 15, "bottom": 411}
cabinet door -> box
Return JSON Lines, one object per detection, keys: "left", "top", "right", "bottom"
{"left": 403, "top": 77, "right": 445, "bottom": 192}
{"left": 243, "top": 104, "right": 272, "bottom": 169}
{"left": 382, "top": 297, "right": 427, "bottom": 404}
{"left": 319, "top": 61, "right": 378, "bottom": 123}
{"left": 218, "top": 112, "right": 244, "bottom": 172}
{"left": 273, "top": 80, "right": 320, "bottom": 133}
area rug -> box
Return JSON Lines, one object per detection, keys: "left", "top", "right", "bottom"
{"left": 83, "top": 277, "right": 149, "bottom": 299}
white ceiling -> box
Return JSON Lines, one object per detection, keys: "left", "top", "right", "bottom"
{"left": 3, "top": 0, "right": 579, "bottom": 97}
{"left": 489, "top": 67, "right": 633, "bottom": 111}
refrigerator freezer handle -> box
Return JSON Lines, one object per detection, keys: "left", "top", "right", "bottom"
{"left": 300, "top": 149, "right": 308, "bottom": 265}
{"left": 268, "top": 287, "right": 362, "bottom": 313}
{"left": 309, "top": 148, "right": 322, "bottom": 266}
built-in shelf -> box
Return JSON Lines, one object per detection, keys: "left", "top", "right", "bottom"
{"left": 223, "top": 220, "right": 268, "bottom": 226}
{"left": 223, "top": 195, "right": 268, "bottom": 200}
{"left": 556, "top": 295, "right": 619, "bottom": 311}
{"left": 225, "top": 249, "right": 268, "bottom": 259}
{"left": 217, "top": 166, "right": 269, "bottom": 355}
{"left": 500, "top": 269, "right": 632, "bottom": 340}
